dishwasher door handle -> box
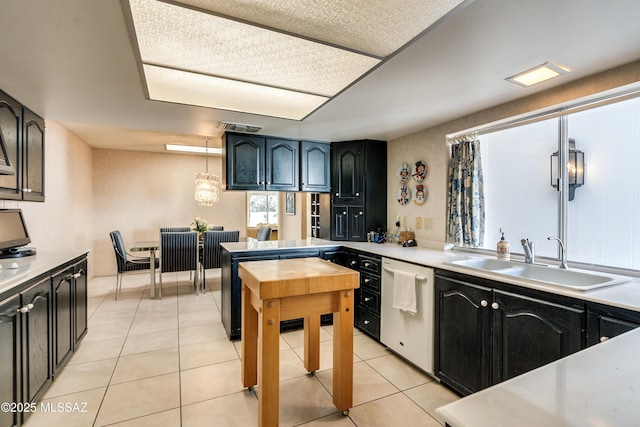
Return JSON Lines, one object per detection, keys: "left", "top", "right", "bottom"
{"left": 383, "top": 266, "right": 428, "bottom": 281}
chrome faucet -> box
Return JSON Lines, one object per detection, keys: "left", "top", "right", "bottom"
{"left": 521, "top": 239, "right": 535, "bottom": 263}
{"left": 547, "top": 237, "right": 568, "bottom": 269}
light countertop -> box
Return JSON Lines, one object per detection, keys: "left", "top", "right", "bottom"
{"left": 0, "top": 250, "right": 89, "bottom": 296}
{"left": 222, "top": 239, "right": 640, "bottom": 313}
{"left": 435, "top": 326, "right": 640, "bottom": 427}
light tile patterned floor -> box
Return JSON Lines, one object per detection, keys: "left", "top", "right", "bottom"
{"left": 24, "top": 271, "right": 459, "bottom": 427}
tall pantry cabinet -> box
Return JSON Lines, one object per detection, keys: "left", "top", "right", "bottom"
{"left": 328, "top": 140, "right": 386, "bottom": 241}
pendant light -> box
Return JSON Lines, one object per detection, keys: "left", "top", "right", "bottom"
{"left": 194, "top": 138, "right": 220, "bottom": 206}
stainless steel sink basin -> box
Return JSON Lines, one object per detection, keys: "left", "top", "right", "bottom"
{"left": 447, "top": 258, "right": 633, "bottom": 291}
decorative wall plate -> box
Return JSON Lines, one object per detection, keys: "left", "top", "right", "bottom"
{"left": 396, "top": 163, "right": 410, "bottom": 182}
{"left": 397, "top": 184, "right": 411, "bottom": 205}
{"left": 414, "top": 184, "right": 427, "bottom": 205}
{"left": 412, "top": 160, "right": 427, "bottom": 182}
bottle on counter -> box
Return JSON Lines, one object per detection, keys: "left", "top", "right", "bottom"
{"left": 497, "top": 229, "right": 510, "bottom": 259}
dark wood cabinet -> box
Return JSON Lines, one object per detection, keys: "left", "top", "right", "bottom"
{"left": 0, "top": 90, "right": 45, "bottom": 202}
{"left": 300, "top": 141, "right": 330, "bottom": 192}
{"left": 22, "top": 277, "right": 53, "bottom": 408}
{"left": 435, "top": 271, "right": 584, "bottom": 396}
{"left": 223, "top": 133, "right": 329, "bottom": 192}
{"left": 265, "top": 138, "right": 298, "bottom": 191}
{"left": 0, "top": 254, "right": 88, "bottom": 426}
{"left": 21, "top": 108, "right": 45, "bottom": 201}
{"left": 330, "top": 140, "right": 386, "bottom": 241}
{"left": 53, "top": 268, "right": 73, "bottom": 373}
{"left": 586, "top": 303, "right": 640, "bottom": 347}
{"left": 0, "top": 294, "right": 21, "bottom": 427}
{"left": 0, "top": 90, "right": 22, "bottom": 200}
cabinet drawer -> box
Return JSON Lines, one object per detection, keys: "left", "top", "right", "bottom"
{"left": 359, "top": 255, "right": 381, "bottom": 275}
{"left": 356, "top": 307, "right": 380, "bottom": 339}
{"left": 360, "top": 288, "right": 380, "bottom": 313}
{"left": 360, "top": 272, "right": 380, "bottom": 292}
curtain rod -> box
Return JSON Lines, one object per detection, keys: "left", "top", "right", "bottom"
{"left": 446, "top": 131, "right": 478, "bottom": 145}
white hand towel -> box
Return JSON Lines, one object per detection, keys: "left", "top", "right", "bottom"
{"left": 392, "top": 270, "right": 417, "bottom": 315}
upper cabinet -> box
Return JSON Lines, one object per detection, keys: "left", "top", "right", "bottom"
{"left": 22, "top": 107, "right": 45, "bottom": 201}
{"left": 223, "top": 132, "right": 329, "bottom": 192}
{"left": 330, "top": 140, "right": 387, "bottom": 241}
{"left": 0, "top": 89, "right": 45, "bottom": 202}
{"left": 300, "top": 141, "right": 330, "bottom": 192}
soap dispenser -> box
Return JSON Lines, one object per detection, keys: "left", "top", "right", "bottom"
{"left": 497, "top": 229, "right": 510, "bottom": 259}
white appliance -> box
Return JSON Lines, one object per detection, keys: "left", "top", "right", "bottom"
{"left": 380, "top": 257, "right": 434, "bottom": 374}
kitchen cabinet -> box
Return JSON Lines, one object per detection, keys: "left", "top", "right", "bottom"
{"left": 21, "top": 108, "right": 45, "bottom": 202}
{"left": 300, "top": 141, "right": 330, "bottom": 192}
{"left": 0, "top": 293, "right": 21, "bottom": 427}
{"left": 52, "top": 259, "right": 87, "bottom": 374}
{"left": 330, "top": 248, "right": 381, "bottom": 340}
{"left": 330, "top": 140, "right": 386, "bottom": 241}
{"left": 586, "top": 302, "right": 640, "bottom": 347}
{"left": 0, "top": 253, "right": 88, "bottom": 426}
{"left": 223, "top": 132, "right": 330, "bottom": 192}
{"left": 0, "top": 90, "right": 45, "bottom": 202}
{"left": 21, "top": 276, "right": 53, "bottom": 412}
{"left": 435, "top": 271, "right": 584, "bottom": 396}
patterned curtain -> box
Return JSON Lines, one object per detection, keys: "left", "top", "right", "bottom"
{"left": 446, "top": 137, "right": 485, "bottom": 246}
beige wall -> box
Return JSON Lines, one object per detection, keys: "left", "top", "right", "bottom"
{"left": 387, "top": 60, "right": 640, "bottom": 245}
{"left": 91, "top": 149, "right": 247, "bottom": 276}
{"left": 0, "top": 121, "right": 94, "bottom": 272}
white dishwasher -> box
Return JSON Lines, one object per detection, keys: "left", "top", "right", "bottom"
{"left": 380, "top": 257, "right": 434, "bottom": 374}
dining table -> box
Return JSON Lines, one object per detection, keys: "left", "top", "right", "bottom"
{"left": 130, "top": 240, "right": 159, "bottom": 299}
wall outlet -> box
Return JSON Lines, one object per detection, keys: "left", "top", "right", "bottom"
{"left": 424, "top": 217, "right": 434, "bottom": 230}
{"left": 415, "top": 217, "right": 423, "bottom": 230}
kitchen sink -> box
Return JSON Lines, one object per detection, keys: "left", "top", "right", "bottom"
{"left": 447, "top": 258, "right": 633, "bottom": 291}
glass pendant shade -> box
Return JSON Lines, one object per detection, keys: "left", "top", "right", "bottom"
{"left": 194, "top": 172, "right": 220, "bottom": 206}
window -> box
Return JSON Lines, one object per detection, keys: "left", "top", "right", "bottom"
{"left": 469, "top": 94, "right": 640, "bottom": 271}
{"left": 247, "top": 192, "right": 279, "bottom": 227}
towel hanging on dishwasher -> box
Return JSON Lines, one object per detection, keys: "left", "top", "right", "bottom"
{"left": 392, "top": 270, "right": 417, "bottom": 315}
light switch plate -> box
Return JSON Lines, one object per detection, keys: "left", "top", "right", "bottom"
{"left": 415, "top": 217, "right": 423, "bottom": 230}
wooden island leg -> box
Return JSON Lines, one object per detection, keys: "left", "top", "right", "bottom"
{"left": 241, "top": 284, "right": 257, "bottom": 388}
{"left": 333, "top": 289, "right": 355, "bottom": 412}
{"left": 304, "top": 315, "right": 321, "bottom": 373}
{"left": 259, "top": 298, "right": 281, "bottom": 427}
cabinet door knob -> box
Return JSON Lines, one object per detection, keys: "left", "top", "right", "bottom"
{"left": 350, "top": 260, "right": 357, "bottom": 266}
{"left": 364, "top": 278, "right": 370, "bottom": 283}
{"left": 343, "top": 211, "right": 347, "bottom": 215}
{"left": 480, "top": 300, "right": 488, "bottom": 307}
{"left": 355, "top": 192, "right": 360, "bottom": 196}
{"left": 600, "top": 336, "right": 610, "bottom": 342}
{"left": 491, "top": 302, "right": 500, "bottom": 310}
{"left": 364, "top": 320, "right": 370, "bottom": 325}
{"left": 335, "top": 193, "right": 339, "bottom": 196}
{"left": 359, "top": 211, "right": 363, "bottom": 215}
{"left": 364, "top": 297, "right": 371, "bottom": 302}
{"left": 18, "top": 306, "right": 29, "bottom": 313}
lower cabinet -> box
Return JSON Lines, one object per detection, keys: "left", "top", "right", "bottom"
{"left": 586, "top": 303, "right": 640, "bottom": 346}
{"left": 0, "top": 254, "right": 88, "bottom": 426}
{"left": 435, "top": 271, "right": 584, "bottom": 396}
{"left": 0, "top": 294, "right": 21, "bottom": 427}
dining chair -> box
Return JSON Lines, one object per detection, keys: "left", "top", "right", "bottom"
{"left": 256, "top": 226, "right": 272, "bottom": 241}
{"left": 160, "top": 227, "right": 190, "bottom": 232}
{"left": 109, "top": 230, "right": 159, "bottom": 300}
{"left": 158, "top": 231, "right": 199, "bottom": 298}
{"left": 200, "top": 230, "right": 239, "bottom": 289}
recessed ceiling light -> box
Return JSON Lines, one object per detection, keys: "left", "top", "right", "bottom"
{"left": 123, "top": 0, "right": 465, "bottom": 120}
{"left": 166, "top": 144, "right": 223, "bottom": 155}
{"left": 506, "top": 62, "right": 568, "bottom": 87}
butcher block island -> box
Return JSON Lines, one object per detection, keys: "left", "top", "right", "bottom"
{"left": 239, "top": 257, "right": 359, "bottom": 427}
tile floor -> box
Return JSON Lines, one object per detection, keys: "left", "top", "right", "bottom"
{"left": 24, "top": 271, "right": 459, "bottom": 427}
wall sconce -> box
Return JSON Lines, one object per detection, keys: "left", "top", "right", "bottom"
{"left": 550, "top": 138, "right": 584, "bottom": 201}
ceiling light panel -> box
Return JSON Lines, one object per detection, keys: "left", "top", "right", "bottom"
{"left": 176, "top": 0, "right": 466, "bottom": 57}
{"left": 143, "top": 64, "right": 329, "bottom": 120}
{"left": 129, "top": 0, "right": 380, "bottom": 96}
